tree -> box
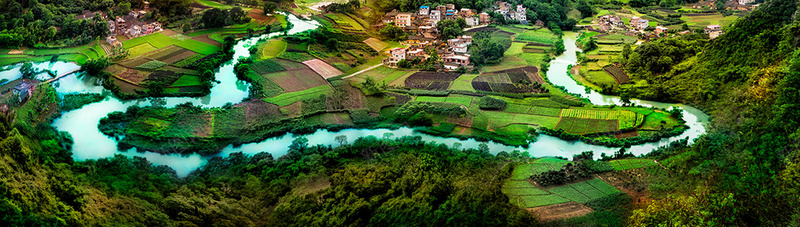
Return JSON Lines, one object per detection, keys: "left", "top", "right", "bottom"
{"left": 622, "top": 44, "right": 632, "bottom": 60}
{"left": 202, "top": 8, "right": 229, "bottom": 28}
{"left": 379, "top": 24, "right": 407, "bottom": 41}
{"left": 576, "top": 0, "right": 593, "bottom": 18}
{"left": 230, "top": 7, "right": 250, "bottom": 24}
{"left": 436, "top": 20, "right": 465, "bottom": 40}
{"left": 335, "top": 135, "right": 348, "bottom": 146}
{"left": 263, "top": 2, "right": 277, "bottom": 14}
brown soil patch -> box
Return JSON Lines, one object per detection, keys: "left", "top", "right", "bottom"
{"left": 160, "top": 29, "right": 178, "bottom": 36}
{"left": 363, "top": 38, "right": 388, "bottom": 52}
{"left": 598, "top": 169, "right": 653, "bottom": 207}
{"left": 615, "top": 130, "right": 639, "bottom": 139}
{"left": 192, "top": 35, "right": 221, "bottom": 47}
{"left": 190, "top": 113, "right": 213, "bottom": 138}
{"left": 265, "top": 67, "right": 329, "bottom": 93}
{"left": 150, "top": 47, "right": 197, "bottom": 64}
{"left": 106, "top": 65, "right": 148, "bottom": 85}
{"left": 7, "top": 49, "right": 24, "bottom": 55}
{"left": 527, "top": 202, "right": 594, "bottom": 222}
{"left": 110, "top": 77, "right": 144, "bottom": 94}
{"left": 118, "top": 57, "right": 151, "bottom": 69}
{"left": 241, "top": 99, "right": 282, "bottom": 125}
{"left": 249, "top": 9, "right": 269, "bottom": 21}
{"left": 281, "top": 101, "right": 303, "bottom": 117}
{"left": 302, "top": 59, "right": 344, "bottom": 79}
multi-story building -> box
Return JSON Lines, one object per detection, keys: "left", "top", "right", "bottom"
{"left": 479, "top": 12, "right": 490, "bottom": 24}
{"left": 395, "top": 13, "right": 412, "bottom": 27}
{"left": 419, "top": 5, "right": 430, "bottom": 15}
{"left": 383, "top": 48, "right": 408, "bottom": 67}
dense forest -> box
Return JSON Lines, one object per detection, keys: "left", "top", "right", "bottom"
{"left": 0, "top": 0, "right": 192, "bottom": 47}
{"left": 619, "top": 0, "right": 800, "bottom": 225}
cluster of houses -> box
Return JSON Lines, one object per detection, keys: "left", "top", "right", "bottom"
{"left": 380, "top": 4, "right": 492, "bottom": 70}
{"left": 380, "top": 4, "right": 491, "bottom": 31}
{"left": 383, "top": 35, "right": 474, "bottom": 70}
{"left": 104, "top": 2, "right": 162, "bottom": 47}
{"left": 492, "top": 1, "right": 531, "bottom": 24}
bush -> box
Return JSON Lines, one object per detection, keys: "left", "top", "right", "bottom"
{"left": 479, "top": 97, "right": 507, "bottom": 110}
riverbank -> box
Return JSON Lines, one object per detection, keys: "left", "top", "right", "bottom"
{"left": 0, "top": 16, "right": 705, "bottom": 177}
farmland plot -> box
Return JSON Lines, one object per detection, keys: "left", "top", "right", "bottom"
{"left": 302, "top": 59, "right": 343, "bottom": 79}
{"left": 263, "top": 68, "right": 329, "bottom": 92}
{"left": 404, "top": 72, "right": 461, "bottom": 90}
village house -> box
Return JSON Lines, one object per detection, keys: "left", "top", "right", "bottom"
{"left": 445, "top": 9, "right": 456, "bottom": 20}
{"left": 406, "top": 48, "right": 426, "bottom": 60}
{"left": 395, "top": 13, "right": 412, "bottom": 27}
{"left": 105, "top": 35, "right": 122, "bottom": 47}
{"left": 705, "top": 24, "right": 723, "bottom": 39}
{"left": 443, "top": 54, "right": 471, "bottom": 70}
{"left": 383, "top": 48, "right": 408, "bottom": 67}
{"left": 446, "top": 4, "right": 455, "bottom": 10}
{"left": 655, "top": 26, "right": 669, "bottom": 36}
{"left": 419, "top": 5, "right": 430, "bottom": 15}
{"left": 597, "top": 15, "right": 623, "bottom": 31}
{"left": 429, "top": 10, "right": 441, "bottom": 23}
{"left": 459, "top": 8, "right": 473, "bottom": 18}
{"left": 630, "top": 16, "right": 649, "bottom": 30}
{"left": 13, "top": 81, "right": 33, "bottom": 102}
{"left": 465, "top": 16, "right": 480, "bottom": 27}
{"left": 479, "top": 12, "right": 491, "bottom": 24}
{"left": 515, "top": 5, "right": 528, "bottom": 23}
{"left": 382, "top": 9, "right": 399, "bottom": 24}
{"left": 436, "top": 5, "right": 447, "bottom": 13}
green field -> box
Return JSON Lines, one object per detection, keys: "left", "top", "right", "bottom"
{"left": 505, "top": 42, "right": 526, "bottom": 56}
{"left": 586, "top": 178, "right": 622, "bottom": 195}
{"left": 128, "top": 43, "right": 158, "bottom": 57}
{"left": 519, "top": 194, "right": 570, "bottom": 207}
{"left": 263, "top": 85, "right": 333, "bottom": 106}
{"left": 170, "top": 75, "right": 202, "bottom": 87}
{"left": 450, "top": 74, "right": 479, "bottom": 91}
{"left": 549, "top": 184, "right": 592, "bottom": 204}
{"left": 502, "top": 187, "right": 549, "bottom": 196}
{"left": 608, "top": 158, "right": 658, "bottom": 170}
{"left": 260, "top": 40, "right": 288, "bottom": 59}
{"left": 174, "top": 39, "right": 220, "bottom": 55}
{"left": 513, "top": 29, "right": 558, "bottom": 45}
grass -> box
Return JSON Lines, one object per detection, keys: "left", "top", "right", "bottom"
{"left": 520, "top": 194, "right": 570, "bottom": 208}
{"left": 586, "top": 178, "right": 622, "bottom": 195}
{"left": 194, "top": 0, "right": 253, "bottom": 10}
{"left": 174, "top": 39, "right": 221, "bottom": 55}
{"left": 570, "top": 181, "right": 608, "bottom": 200}
{"left": 503, "top": 180, "right": 538, "bottom": 188}
{"left": 608, "top": 159, "right": 658, "bottom": 170}
{"left": 260, "top": 39, "right": 288, "bottom": 59}
{"left": 514, "top": 29, "right": 558, "bottom": 45}
{"left": 549, "top": 184, "right": 592, "bottom": 204}
{"left": 416, "top": 96, "right": 447, "bottom": 103}
{"left": 518, "top": 53, "right": 549, "bottom": 66}
{"left": 510, "top": 164, "right": 535, "bottom": 180}
{"left": 445, "top": 96, "right": 473, "bottom": 107}
{"left": 505, "top": 42, "right": 526, "bottom": 56}
{"left": 170, "top": 75, "right": 202, "bottom": 87}
{"left": 502, "top": 187, "right": 549, "bottom": 196}
{"left": 127, "top": 43, "right": 158, "bottom": 57}
{"left": 263, "top": 85, "right": 333, "bottom": 106}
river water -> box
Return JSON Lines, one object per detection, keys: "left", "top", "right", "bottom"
{"left": 2, "top": 23, "right": 707, "bottom": 176}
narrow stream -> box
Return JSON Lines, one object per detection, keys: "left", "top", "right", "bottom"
{"left": 2, "top": 25, "right": 707, "bottom": 177}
